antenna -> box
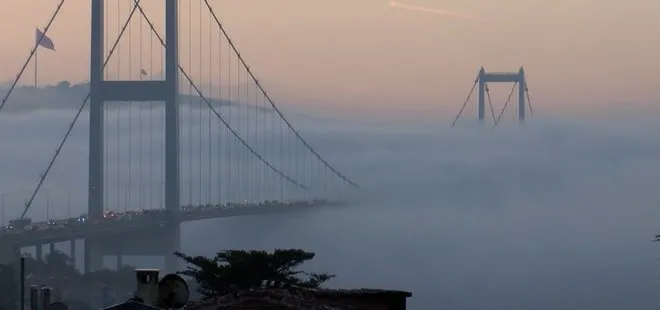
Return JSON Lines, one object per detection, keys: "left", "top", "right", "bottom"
{"left": 157, "top": 274, "right": 190, "bottom": 309}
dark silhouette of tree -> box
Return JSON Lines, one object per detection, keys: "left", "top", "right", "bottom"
{"left": 174, "top": 249, "right": 335, "bottom": 297}
{"left": 19, "top": 251, "right": 80, "bottom": 281}
{"left": 55, "top": 80, "right": 70, "bottom": 88}
{"left": 0, "top": 251, "right": 140, "bottom": 309}
{"left": 15, "top": 250, "right": 136, "bottom": 293}
{"left": 44, "top": 250, "right": 78, "bottom": 277}
{"left": 0, "top": 264, "right": 17, "bottom": 310}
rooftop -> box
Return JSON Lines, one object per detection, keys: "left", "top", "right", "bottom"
{"left": 313, "top": 288, "right": 412, "bottom": 298}
{"left": 185, "top": 286, "right": 412, "bottom": 310}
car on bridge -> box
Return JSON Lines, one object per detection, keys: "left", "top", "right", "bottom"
{"left": 0, "top": 198, "right": 342, "bottom": 241}
{"left": 8, "top": 218, "right": 32, "bottom": 231}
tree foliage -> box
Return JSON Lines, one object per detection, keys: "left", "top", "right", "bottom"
{"left": 0, "top": 264, "right": 17, "bottom": 310}
{"left": 21, "top": 251, "right": 79, "bottom": 280}
{"left": 174, "top": 249, "right": 335, "bottom": 297}
{"left": 55, "top": 80, "right": 71, "bottom": 88}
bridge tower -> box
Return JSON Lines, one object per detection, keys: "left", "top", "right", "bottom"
{"left": 451, "top": 66, "right": 533, "bottom": 127}
{"left": 87, "top": 0, "right": 180, "bottom": 273}
{"left": 477, "top": 66, "right": 526, "bottom": 122}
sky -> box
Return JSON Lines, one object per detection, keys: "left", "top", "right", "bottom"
{"left": 1, "top": 0, "right": 659, "bottom": 120}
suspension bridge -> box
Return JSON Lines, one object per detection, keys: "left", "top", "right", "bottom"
{"left": 452, "top": 66, "right": 535, "bottom": 127}
{"left": 0, "top": 0, "right": 359, "bottom": 273}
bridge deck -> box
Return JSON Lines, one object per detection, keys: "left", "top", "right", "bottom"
{"left": 1, "top": 200, "right": 340, "bottom": 247}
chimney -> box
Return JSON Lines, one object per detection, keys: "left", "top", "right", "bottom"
{"left": 30, "top": 285, "right": 39, "bottom": 310}
{"left": 134, "top": 269, "right": 160, "bottom": 306}
{"left": 40, "top": 287, "right": 52, "bottom": 310}
{"left": 30, "top": 285, "right": 53, "bottom": 310}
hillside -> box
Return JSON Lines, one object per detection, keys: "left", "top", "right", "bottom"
{"left": 0, "top": 81, "right": 271, "bottom": 113}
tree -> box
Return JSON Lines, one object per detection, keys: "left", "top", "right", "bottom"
{"left": 174, "top": 249, "right": 335, "bottom": 297}
{"left": 44, "top": 250, "right": 78, "bottom": 277}
{"left": 19, "top": 251, "right": 81, "bottom": 281}
{"left": 55, "top": 80, "right": 70, "bottom": 88}
{"left": 0, "top": 264, "right": 17, "bottom": 310}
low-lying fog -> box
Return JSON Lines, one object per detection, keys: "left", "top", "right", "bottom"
{"left": 1, "top": 103, "right": 660, "bottom": 310}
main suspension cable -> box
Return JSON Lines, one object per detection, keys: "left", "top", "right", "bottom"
{"left": 485, "top": 84, "right": 496, "bottom": 124}
{"left": 201, "top": 0, "right": 359, "bottom": 189}
{"left": 525, "top": 83, "right": 534, "bottom": 116}
{"left": 493, "top": 81, "right": 518, "bottom": 127}
{"left": 134, "top": 2, "right": 307, "bottom": 191}
{"left": 451, "top": 78, "right": 478, "bottom": 126}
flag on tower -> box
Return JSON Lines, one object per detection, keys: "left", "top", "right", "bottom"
{"left": 140, "top": 69, "right": 148, "bottom": 76}
{"left": 35, "top": 28, "right": 55, "bottom": 51}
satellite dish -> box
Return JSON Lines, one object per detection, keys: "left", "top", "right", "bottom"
{"left": 157, "top": 274, "right": 190, "bottom": 309}
{"left": 49, "top": 302, "right": 68, "bottom": 310}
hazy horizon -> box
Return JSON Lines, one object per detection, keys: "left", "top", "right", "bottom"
{"left": 1, "top": 0, "right": 659, "bottom": 120}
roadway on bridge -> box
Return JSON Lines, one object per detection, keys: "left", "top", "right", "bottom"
{"left": 0, "top": 199, "right": 337, "bottom": 247}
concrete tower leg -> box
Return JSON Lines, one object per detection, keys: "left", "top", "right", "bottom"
{"left": 89, "top": 0, "right": 105, "bottom": 222}
{"left": 70, "top": 239, "right": 76, "bottom": 264}
{"left": 163, "top": 223, "right": 181, "bottom": 274}
{"left": 84, "top": 239, "right": 103, "bottom": 273}
{"left": 477, "top": 68, "right": 485, "bottom": 122}
{"left": 518, "top": 67, "right": 526, "bottom": 122}
{"left": 163, "top": 0, "right": 181, "bottom": 277}
{"left": 36, "top": 245, "right": 43, "bottom": 261}
{"left": 165, "top": 0, "right": 180, "bottom": 218}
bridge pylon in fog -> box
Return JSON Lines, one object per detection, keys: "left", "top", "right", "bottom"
{"left": 86, "top": 0, "right": 180, "bottom": 274}
{"left": 452, "top": 66, "right": 534, "bottom": 127}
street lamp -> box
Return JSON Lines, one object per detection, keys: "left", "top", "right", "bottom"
{"left": 47, "top": 186, "right": 73, "bottom": 218}
{"left": 66, "top": 189, "right": 71, "bottom": 218}
{"left": 147, "top": 181, "right": 165, "bottom": 210}
{"left": 0, "top": 190, "right": 29, "bottom": 225}
{"left": 0, "top": 193, "right": 6, "bottom": 227}
{"left": 121, "top": 186, "right": 130, "bottom": 212}
{"left": 45, "top": 192, "right": 50, "bottom": 220}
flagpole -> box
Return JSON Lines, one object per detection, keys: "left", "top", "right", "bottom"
{"left": 34, "top": 48, "right": 38, "bottom": 88}
{"left": 34, "top": 26, "right": 38, "bottom": 88}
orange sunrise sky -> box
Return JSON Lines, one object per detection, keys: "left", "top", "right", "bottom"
{"left": 0, "top": 0, "right": 658, "bottom": 118}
